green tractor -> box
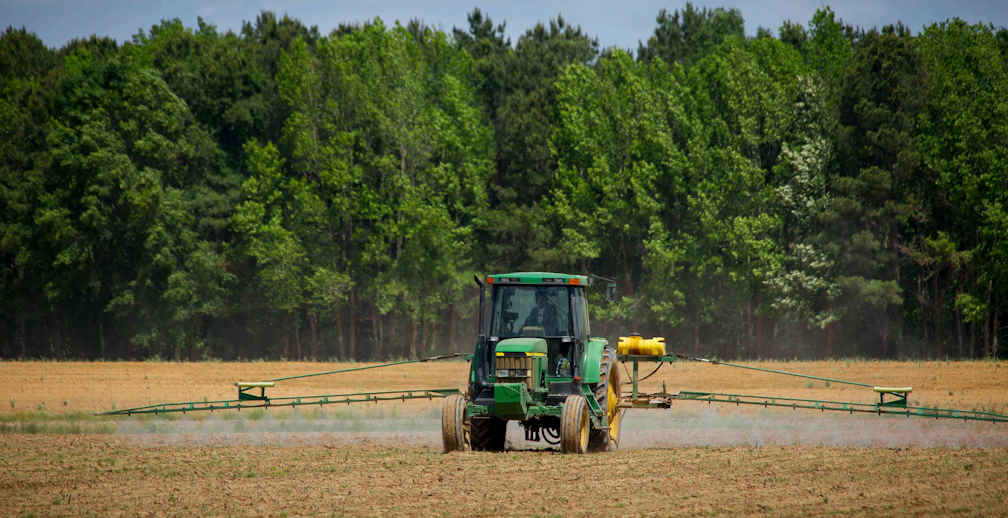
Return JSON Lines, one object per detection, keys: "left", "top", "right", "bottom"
{"left": 442, "top": 272, "right": 623, "bottom": 453}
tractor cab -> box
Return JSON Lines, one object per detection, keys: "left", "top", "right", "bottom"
{"left": 487, "top": 279, "right": 589, "bottom": 377}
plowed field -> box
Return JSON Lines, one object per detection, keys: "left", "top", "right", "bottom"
{"left": 3, "top": 359, "right": 1007, "bottom": 517}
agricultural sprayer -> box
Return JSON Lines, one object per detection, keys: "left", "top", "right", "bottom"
{"left": 104, "top": 272, "right": 1008, "bottom": 453}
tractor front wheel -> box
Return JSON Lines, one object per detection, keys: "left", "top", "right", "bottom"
{"left": 441, "top": 394, "right": 469, "bottom": 452}
{"left": 560, "top": 394, "right": 589, "bottom": 454}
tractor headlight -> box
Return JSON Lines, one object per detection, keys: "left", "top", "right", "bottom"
{"left": 496, "top": 368, "right": 531, "bottom": 378}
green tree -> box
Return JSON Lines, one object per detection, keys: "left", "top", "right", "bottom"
{"left": 548, "top": 51, "right": 691, "bottom": 338}
{"left": 0, "top": 28, "right": 57, "bottom": 357}
{"left": 482, "top": 16, "right": 599, "bottom": 271}
{"left": 682, "top": 36, "right": 800, "bottom": 357}
{"left": 637, "top": 3, "right": 745, "bottom": 67}
{"left": 916, "top": 19, "right": 1008, "bottom": 357}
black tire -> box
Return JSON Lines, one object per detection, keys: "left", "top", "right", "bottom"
{"left": 589, "top": 347, "right": 623, "bottom": 452}
{"left": 441, "top": 394, "right": 469, "bottom": 452}
{"left": 469, "top": 416, "right": 506, "bottom": 451}
{"left": 560, "top": 394, "right": 589, "bottom": 454}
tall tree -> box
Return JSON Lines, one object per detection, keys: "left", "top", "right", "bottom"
{"left": 481, "top": 15, "right": 598, "bottom": 270}
{"left": 916, "top": 19, "right": 1008, "bottom": 357}
{"left": 637, "top": 2, "right": 744, "bottom": 67}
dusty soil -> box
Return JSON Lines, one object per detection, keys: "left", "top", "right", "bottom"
{"left": 2, "top": 360, "right": 1007, "bottom": 517}
{"left": 3, "top": 434, "right": 1007, "bottom": 517}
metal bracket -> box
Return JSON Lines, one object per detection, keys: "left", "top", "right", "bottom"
{"left": 236, "top": 381, "right": 276, "bottom": 401}
{"left": 874, "top": 386, "right": 912, "bottom": 408}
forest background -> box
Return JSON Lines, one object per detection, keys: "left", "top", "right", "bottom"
{"left": 2, "top": 4, "right": 1007, "bottom": 361}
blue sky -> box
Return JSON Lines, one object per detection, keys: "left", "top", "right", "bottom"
{"left": 2, "top": 1, "right": 1006, "bottom": 50}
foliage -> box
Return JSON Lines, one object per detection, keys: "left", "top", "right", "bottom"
{"left": 2, "top": 7, "right": 1008, "bottom": 360}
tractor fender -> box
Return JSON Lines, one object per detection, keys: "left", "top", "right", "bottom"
{"left": 579, "top": 338, "right": 608, "bottom": 384}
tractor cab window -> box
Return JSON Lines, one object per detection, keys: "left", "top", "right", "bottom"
{"left": 490, "top": 284, "right": 575, "bottom": 377}
{"left": 489, "top": 285, "right": 572, "bottom": 339}
{"left": 571, "top": 287, "right": 589, "bottom": 341}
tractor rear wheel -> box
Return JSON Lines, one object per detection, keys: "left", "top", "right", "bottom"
{"left": 589, "top": 347, "right": 623, "bottom": 451}
{"left": 469, "top": 416, "right": 506, "bottom": 451}
{"left": 560, "top": 394, "right": 589, "bottom": 454}
{"left": 441, "top": 394, "right": 469, "bottom": 452}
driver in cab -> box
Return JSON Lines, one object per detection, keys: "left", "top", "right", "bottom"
{"left": 524, "top": 287, "right": 558, "bottom": 335}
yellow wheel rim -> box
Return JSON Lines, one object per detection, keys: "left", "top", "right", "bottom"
{"left": 607, "top": 366, "right": 622, "bottom": 446}
{"left": 580, "top": 410, "right": 589, "bottom": 451}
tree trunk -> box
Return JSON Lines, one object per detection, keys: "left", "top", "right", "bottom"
{"left": 754, "top": 291, "right": 765, "bottom": 358}
{"left": 98, "top": 318, "right": 105, "bottom": 359}
{"left": 410, "top": 319, "right": 418, "bottom": 358}
{"left": 294, "top": 311, "right": 302, "bottom": 360}
{"left": 349, "top": 289, "right": 357, "bottom": 361}
{"left": 955, "top": 302, "right": 964, "bottom": 358}
{"left": 430, "top": 317, "right": 437, "bottom": 353}
{"left": 372, "top": 306, "right": 382, "bottom": 360}
{"left": 309, "top": 310, "right": 319, "bottom": 360}
{"left": 693, "top": 325, "right": 699, "bottom": 356}
{"left": 985, "top": 279, "right": 993, "bottom": 358}
{"left": 970, "top": 320, "right": 976, "bottom": 359}
{"left": 188, "top": 317, "right": 199, "bottom": 362}
{"left": 280, "top": 314, "right": 288, "bottom": 358}
{"left": 18, "top": 314, "right": 27, "bottom": 358}
{"left": 425, "top": 317, "right": 433, "bottom": 353}
{"left": 894, "top": 251, "right": 903, "bottom": 351}
{"left": 336, "top": 305, "right": 346, "bottom": 360}
{"left": 983, "top": 312, "right": 991, "bottom": 356}
{"left": 826, "top": 322, "right": 834, "bottom": 359}
{"left": 449, "top": 304, "right": 457, "bottom": 352}
{"left": 881, "top": 311, "right": 890, "bottom": 358}
{"left": 993, "top": 311, "right": 1000, "bottom": 359}
{"left": 746, "top": 300, "right": 754, "bottom": 356}
{"left": 932, "top": 274, "right": 942, "bottom": 348}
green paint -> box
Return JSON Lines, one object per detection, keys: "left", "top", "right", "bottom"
{"left": 100, "top": 389, "right": 460, "bottom": 416}
{"left": 493, "top": 383, "right": 529, "bottom": 418}
{"left": 494, "top": 338, "right": 547, "bottom": 355}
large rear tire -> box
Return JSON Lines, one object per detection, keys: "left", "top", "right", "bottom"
{"left": 560, "top": 394, "right": 589, "bottom": 454}
{"left": 469, "top": 416, "right": 506, "bottom": 451}
{"left": 441, "top": 394, "right": 469, "bottom": 452}
{"left": 589, "top": 347, "right": 623, "bottom": 452}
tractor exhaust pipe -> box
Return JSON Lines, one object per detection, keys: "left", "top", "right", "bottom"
{"left": 474, "top": 274, "right": 485, "bottom": 337}
{"left": 473, "top": 275, "right": 489, "bottom": 390}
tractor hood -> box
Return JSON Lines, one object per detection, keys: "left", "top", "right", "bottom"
{"left": 494, "top": 337, "right": 547, "bottom": 356}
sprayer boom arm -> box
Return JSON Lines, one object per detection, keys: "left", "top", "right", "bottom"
{"left": 618, "top": 353, "right": 1008, "bottom": 424}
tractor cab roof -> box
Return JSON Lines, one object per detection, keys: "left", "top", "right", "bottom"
{"left": 486, "top": 272, "right": 589, "bottom": 286}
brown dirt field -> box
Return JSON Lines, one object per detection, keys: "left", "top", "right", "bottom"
{"left": 0, "top": 360, "right": 471, "bottom": 414}
{"left": 1, "top": 356, "right": 1008, "bottom": 413}
{"left": 2, "top": 360, "right": 1008, "bottom": 517}
{"left": 2, "top": 359, "right": 1006, "bottom": 415}
{"left": 3, "top": 435, "right": 1007, "bottom": 517}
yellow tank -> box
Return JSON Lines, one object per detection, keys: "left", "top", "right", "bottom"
{"left": 617, "top": 335, "right": 665, "bottom": 356}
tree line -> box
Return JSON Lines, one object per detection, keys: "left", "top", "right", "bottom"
{"left": 2, "top": 5, "right": 1007, "bottom": 360}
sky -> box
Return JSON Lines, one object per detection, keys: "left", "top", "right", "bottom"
{"left": 2, "top": 1, "right": 1007, "bottom": 51}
